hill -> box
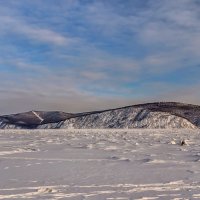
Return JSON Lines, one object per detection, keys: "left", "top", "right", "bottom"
{"left": 0, "top": 102, "right": 200, "bottom": 129}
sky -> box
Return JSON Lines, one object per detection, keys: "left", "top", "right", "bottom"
{"left": 0, "top": 0, "right": 200, "bottom": 114}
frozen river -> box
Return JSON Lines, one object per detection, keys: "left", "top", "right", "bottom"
{"left": 0, "top": 129, "right": 200, "bottom": 199}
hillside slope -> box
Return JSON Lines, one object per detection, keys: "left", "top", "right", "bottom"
{"left": 0, "top": 102, "right": 200, "bottom": 129}
{"left": 39, "top": 107, "right": 196, "bottom": 129}
{"left": 0, "top": 111, "right": 74, "bottom": 128}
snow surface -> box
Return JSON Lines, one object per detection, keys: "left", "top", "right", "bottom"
{"left": 0, "top": 129, "right": 200, "bottom": 199}
{"left": 31, "top": 111, "right": 44, "bottom": 123}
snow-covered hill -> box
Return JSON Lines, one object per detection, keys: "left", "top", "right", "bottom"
{"left": 38, "top": 107, "right": 196, "bottom": 129}
{"left": 0, "top": 102, "right": 199, "bottom": 129}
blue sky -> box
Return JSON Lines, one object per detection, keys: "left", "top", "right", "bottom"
{"left": 0, "top": 0, "right": 200, "bottom": 114}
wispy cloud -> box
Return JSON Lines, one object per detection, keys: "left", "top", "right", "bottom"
{"left": 0, "top": 16, "right": 72, "bottom": 46}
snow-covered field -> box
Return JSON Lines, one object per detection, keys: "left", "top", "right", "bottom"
{"left": 0, "top": 129, "right": 200, "bottom": 199}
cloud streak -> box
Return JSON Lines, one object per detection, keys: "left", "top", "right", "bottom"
{"left": 0, "top": 16, "right": 71, "bottom": 46}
